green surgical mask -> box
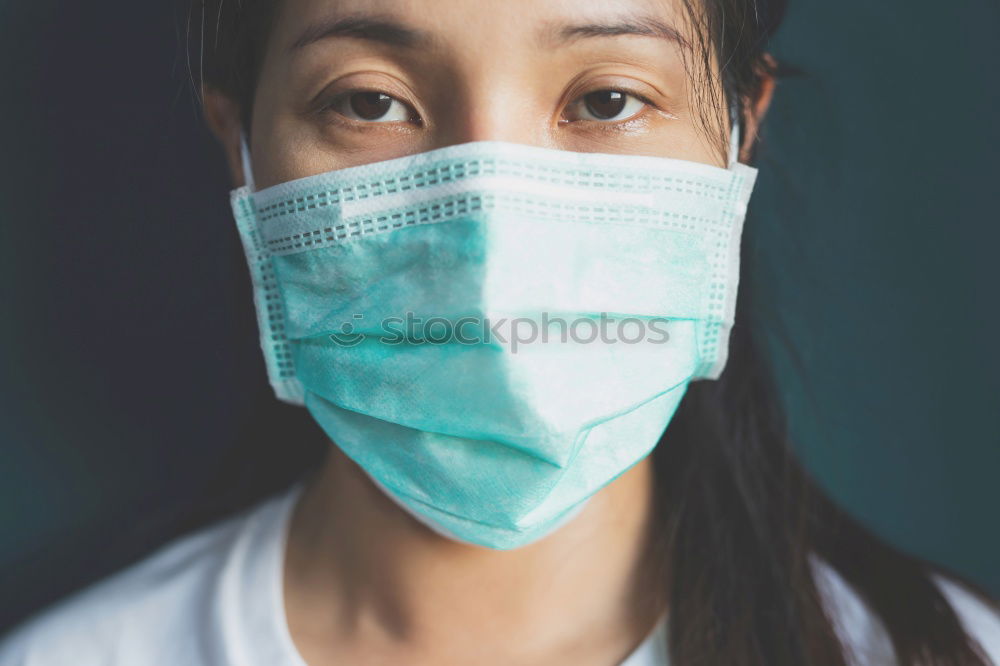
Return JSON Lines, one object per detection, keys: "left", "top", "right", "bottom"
{"left": 231, "top": 130, "right": 756, "bottom": 549}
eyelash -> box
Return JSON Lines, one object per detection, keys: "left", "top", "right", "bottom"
{"left": 318, "top": 88, "right": 421, "bottom": 126}
{"left": 316, "top": 87, "right": 662, "bottom": 129}
{"left": 562, "top": 88, "right": 660, "bottom": 125}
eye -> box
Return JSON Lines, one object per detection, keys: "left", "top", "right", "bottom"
{"left": 328, "top": 91, "right": 414, "bottom": 123}
{"left": 564, "top": 90, "right": 648, "bottom": 123}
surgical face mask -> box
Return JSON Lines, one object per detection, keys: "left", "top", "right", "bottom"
{"left": 230, "top": 127, "right": 756, "bottom": 550}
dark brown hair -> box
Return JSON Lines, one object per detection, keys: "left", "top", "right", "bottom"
{"left": 187, "top": 1, "right": 998, "bottom": 663}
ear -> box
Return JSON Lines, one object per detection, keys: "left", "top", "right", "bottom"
{"left": 202, "top": 87, "right": 248, "bottom": 188}
{"left": 738, "top": 54, "right": 777, "bottom": 163}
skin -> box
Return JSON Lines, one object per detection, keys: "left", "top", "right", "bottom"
{"left": 205, "top": 1, "right": 774, "bottom": 663}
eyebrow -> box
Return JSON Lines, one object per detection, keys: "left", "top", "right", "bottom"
{"left": 289, "top": 14, "right": 434, "bottom": 52}
{"left": 289, "top": 12, "right": 690, "bottom": 54}
{"left": 544, "top": 15, "right": 692, "bottom": 51}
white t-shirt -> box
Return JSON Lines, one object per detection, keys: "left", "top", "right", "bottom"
{"left": 1, "top": 482, "right": 997, "bottom": 666}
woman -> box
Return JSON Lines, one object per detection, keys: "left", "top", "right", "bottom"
{"left": 1, "top": 0, "right": 998, "bottom": 664}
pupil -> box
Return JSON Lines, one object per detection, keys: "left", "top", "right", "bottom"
{"left": 350, "top": 92, "right": 392, "bottom": 120}
{"left": 584, "top": 90, "right": 626, "bottom": 119}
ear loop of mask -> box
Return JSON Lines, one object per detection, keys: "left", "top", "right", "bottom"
{"left": 728, "top": 102, "right": 742, "bottom": 169}
{"left": 240, "top": 132, "right": 256, "bottom": 192}
{"left": 728, "top": 123, "right": 741, "bottom": 168}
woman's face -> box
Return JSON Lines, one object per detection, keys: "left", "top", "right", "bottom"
{"left": 246, "top": 0, "right": 726, "bottom": 190}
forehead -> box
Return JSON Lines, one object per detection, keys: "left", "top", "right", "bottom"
{"left": 268, "top": 0, "right": 696, "bottom": 55}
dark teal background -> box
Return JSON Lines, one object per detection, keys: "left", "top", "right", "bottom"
{"left": 755, "top": 0, "right": 1000, "bottom": 599}
{"left": 1, "top": 0, "right": 997, "bottom": 632}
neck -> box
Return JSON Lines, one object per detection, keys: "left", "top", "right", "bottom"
{"left": 283, "top": 445, "right": 664, "bottom": 664}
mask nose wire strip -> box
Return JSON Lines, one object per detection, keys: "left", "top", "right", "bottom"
{"left": 240, "top": 132, "right": 256, "bottom": 192}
